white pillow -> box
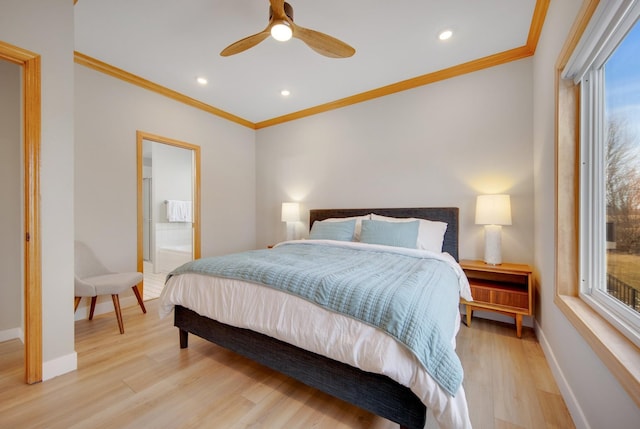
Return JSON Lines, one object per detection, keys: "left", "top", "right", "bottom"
{"left": 370, "top": 213, "right": 448, "bottom": 253}
{"left": 320, "top": 215, "right": 371, "bottom": 241}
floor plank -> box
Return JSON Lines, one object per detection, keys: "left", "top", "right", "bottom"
{"left": 0, "top": 300, "right": 574, "bottom": 428}
{"left": 143, "top": 260, "right": 167, "bottom": 301}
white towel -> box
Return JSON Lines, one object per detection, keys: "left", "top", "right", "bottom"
{"left": 166, "top": 200, "right": 192, "bottom": 222}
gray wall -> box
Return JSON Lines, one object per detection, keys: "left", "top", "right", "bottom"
{"left": 255, "top": 58, "right": 535, "bottom": 266}
{"left": 0, "top": 60, "right": 22, "bottom": 338}
{"left": 74, "top": 63, "right": 257, "bottom": 314}
{"left": 533, "top": 1, "right": 640, "bottom": 428}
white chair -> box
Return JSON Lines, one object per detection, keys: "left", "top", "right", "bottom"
{"left": 74, "top": 241, "right": 146, "bottom": 334}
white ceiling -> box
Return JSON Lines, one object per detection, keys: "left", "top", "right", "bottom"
{"left": 74, "top": 0, "right": 538, "bottom": 125}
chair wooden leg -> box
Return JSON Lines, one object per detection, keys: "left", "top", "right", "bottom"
{"left": 131, "top": 285, "right": 147, "bottom": 314}
{"left": 74, "top": 297, "right": 81, "bottom": 312}
{"left": 89, "top": 297, "right": 98, "bottom": 320}
{"left": 111, "top": 294, "right": 125, "bottom": 334}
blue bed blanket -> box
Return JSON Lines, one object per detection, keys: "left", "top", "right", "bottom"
{"left": 168, "top": 240, "right": 465, "bottom": 396}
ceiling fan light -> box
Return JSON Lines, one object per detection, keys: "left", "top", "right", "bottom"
{"left": 271, "top": 21, "right": 292, "bottom": 42}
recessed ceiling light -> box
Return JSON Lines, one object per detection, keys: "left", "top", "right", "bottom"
{"left": 438, "top": 30, "right": 453, "bottom": 41}
{"left": 281, "top": 89, "right": 291, "bottom": 97}
{"left": 196, "top": 77, "right": 208, "bottom": 85}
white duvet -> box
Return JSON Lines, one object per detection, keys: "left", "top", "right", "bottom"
{"left": 159, "top": 241, "right": 472, "bottom": 429}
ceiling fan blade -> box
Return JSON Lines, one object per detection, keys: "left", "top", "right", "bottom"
{"left": 220, "top": 28, "right": 271, "bottom": 57}
{"left": 293, "top": 25, "right": 355, "bottom": 58}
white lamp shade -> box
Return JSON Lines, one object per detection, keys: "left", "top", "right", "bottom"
{"left": 281, "top": 202, "right": 300, "bottom": 222}
{"left": 475, "top": 194, "right": 512, "bottom": 226}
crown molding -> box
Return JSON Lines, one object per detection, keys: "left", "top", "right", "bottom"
{"left": 255, "top": 45, "right": 534, "bottom": 129}
{"left": 74, "top": 51, "right": 255, "bottom": 129}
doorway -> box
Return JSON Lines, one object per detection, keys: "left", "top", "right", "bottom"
{"left": 0, "top": 40, "right": 42, "bottom": 384}
{"left": 0, "top": 59, "right": 22, "bottom": 341}
{"left": 136, "top": 131, "right": 200, "bottom": 300}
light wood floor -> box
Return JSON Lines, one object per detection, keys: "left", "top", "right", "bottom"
{"left": 0, "top": 300, "right": 574, "bottom": 429}
{"left": 143, "top": 261, "right": 167, "bottom": 301}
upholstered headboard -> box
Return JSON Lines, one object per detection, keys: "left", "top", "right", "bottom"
{"left": 309, "top": 207, "right": 459, "bottom": 261}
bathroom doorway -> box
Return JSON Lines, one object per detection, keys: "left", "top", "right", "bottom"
{"left": 136, "top": 131, "right": 200, "bottom": 300}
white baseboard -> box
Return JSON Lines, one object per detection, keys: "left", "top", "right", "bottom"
{"left": 535, "top": 322, "right": 590, "bottom": 429}
{"left": 0, "top": 327, "right": 24, "bottom": 343}
{"left": 43, "top": 351, "right": 77, "bottom": 381}
{"left": 74, "top": 295, "right": 139, "bottom": 321}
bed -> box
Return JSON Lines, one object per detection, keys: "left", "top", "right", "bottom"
{"left": 159, "top": 207, "right": 472, "bottom": 429}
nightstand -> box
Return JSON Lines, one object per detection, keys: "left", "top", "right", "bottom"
{"left": 459, "top": 259, "right": 533, "bottom": 338}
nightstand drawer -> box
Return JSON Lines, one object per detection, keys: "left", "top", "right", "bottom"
{"left": 470, "top": 282, "right": 529, "bottom": 310}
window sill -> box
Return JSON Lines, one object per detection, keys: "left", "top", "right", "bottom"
{"left": 555, "top": 294, "right": 640, "bottom": 407}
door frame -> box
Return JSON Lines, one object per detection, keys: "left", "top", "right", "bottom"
{"left": 136, "top": 131, "right": 201, "bottom": 295}
{"left": 0, "top": 41, "right": 42, "bottom": 384}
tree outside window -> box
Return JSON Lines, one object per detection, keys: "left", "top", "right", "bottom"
{"left": 605, "top": 19, "right": 640, "bottom": 313}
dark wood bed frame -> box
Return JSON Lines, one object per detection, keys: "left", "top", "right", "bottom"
{"left": 174, "top": 207, "right": 459, "bottom": 429}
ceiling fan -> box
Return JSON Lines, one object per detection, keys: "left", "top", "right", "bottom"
{"left": 220, "top": 0, "right": 355, "bottom": 58}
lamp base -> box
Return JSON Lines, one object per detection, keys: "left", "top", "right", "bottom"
{"left": 483, "top": 225, "right": 503, "bottom": 265}
{"left": 285, "top": 222, "right": 296, "bottom": 241}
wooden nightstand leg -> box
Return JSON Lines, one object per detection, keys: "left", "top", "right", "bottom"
{"left": 516, "top": 314, "right": 523, "bottom": 338}
{"left": 466, "top": 305, "right": 472, "bottom": 327}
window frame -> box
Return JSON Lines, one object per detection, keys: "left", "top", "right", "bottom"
{"left": 556, "top": 0, "right": 640, "bottom": 408}
{"left": 565, "top": 0, "right": 640, "bottom": 348}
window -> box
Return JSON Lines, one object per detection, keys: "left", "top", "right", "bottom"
{"left": 564, "top": 0, "right": 640, "bottom": 347}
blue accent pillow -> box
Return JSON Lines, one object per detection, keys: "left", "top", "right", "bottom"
{"left": 309, "top": 219, "right": 357, "bottom": 241}
{"left": 360, "top": 219, "right": 420, "bottom": 248}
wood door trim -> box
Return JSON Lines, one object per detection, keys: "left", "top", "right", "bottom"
{"left": 136, "top": 131, "right": 201, "bottom": 297}
{"left": 0, "top": 40, "right": 42, "bottom": 384}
